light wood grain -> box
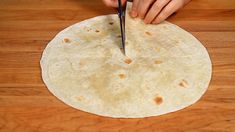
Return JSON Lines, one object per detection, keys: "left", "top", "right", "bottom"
{"left": 0, "top": 0, "right": 235, "bottom": 131}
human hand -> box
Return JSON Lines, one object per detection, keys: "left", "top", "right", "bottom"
{"left": 102, "top": 0, "right": 127, "bottom": 7}
{"left": 130, "top": 0, "right": 191, "bottom": 24}
{"left": 102, "top": 0, "right": 191, "bottom": 24}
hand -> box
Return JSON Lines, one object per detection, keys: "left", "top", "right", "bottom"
{"left": 102, "top": 0, "right": 191, "bottom": 24}
{"left": 102, "top": 0, "right": 127, "bottom": 7}
{"left": 131, "top": 0, "right": 191, "bottom": 24}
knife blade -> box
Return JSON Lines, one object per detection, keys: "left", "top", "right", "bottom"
{"left": 117, "top": 0, "right": 126, "bottom": 55}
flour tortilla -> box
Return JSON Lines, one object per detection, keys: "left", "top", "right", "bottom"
{"left": 40, "top": 2, "right": 212, "bottom": 118}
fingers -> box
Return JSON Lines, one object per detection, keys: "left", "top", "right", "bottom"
{"left": 144, "top": 0, "right": 170, "bottom": 24}
{"left": 137, "top": 0, "right": 155, "bottom": 19}
{"left": 152, "top": 0, "right": 183, "bottom": 24}
{"left": 183, "top": 0, "right": 192, "bottom": 5}
{"left": 104, "top": 0, "right": 189, "bottom": 24}
{"left": 102, "top": 0, "right": 116, "bottom": 7}
{"left": 131, "top": 0, "right": 139, "bottom": 17}
{"left": 121, "top": 0, "right": 127, "bottom": 6}
{"left": 102, "top": 0, "right": 127, "bottom": 8}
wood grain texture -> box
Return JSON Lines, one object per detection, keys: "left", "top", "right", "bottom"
{"left": 0, "top": 0, "right": 234, "bottom": 131}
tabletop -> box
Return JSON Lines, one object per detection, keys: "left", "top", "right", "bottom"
{"left": 0, "top": 0, "right": 235, "bottom": 131}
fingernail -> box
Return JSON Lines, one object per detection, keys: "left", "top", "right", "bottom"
{"left": 131, "top": 11, "right": 137, "bottom": 18}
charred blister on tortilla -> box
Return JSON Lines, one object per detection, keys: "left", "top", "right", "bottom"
{"left": 63, "top": 38, "right": 71, "bottom": 43}
{"left": 118, "top": 74, "right": 126, "bottom": 79}
{"left": 75, "top": 96, "right": 85, "bottom": 101}
{"left": 175, "top": 40, "right": 180, "bottom": 44}
{"left": 124, "top": 58, "right": 132, "bottom": 64}
{"left": 154, "top": 60, "right": 163, "bottom": 64}
{"left": 87, "top": 28, "right": 92, "bottom": 32}
{"left": 109, "top": 22, "right": 114, "bottom": 25}
{"left": 95, "top": 29, "right": 100, "bottom": 33}
{"left": 155, "top": 47, "right": 161, "bottom": 52}
{"left": 145, "top": 31, "right": 152, "bottom": 36}
{"left": 162, "top": 25, "right": 167, "bottom": 29}
{"left": 154, "top": 96, "right": 163, "bottom": 105}
{"left": 120, "top": 46, "right": 124, "bottom": 52}
{"left": 82, "top": 26, "right": 92, "bottom": 32}
{"left": 179, "top": 79, "right": 189, "bottom": 88}
{"left": 116, "top": 35, "right": 121, "bottom": 38}
{"left": 79, "top": 60, "right": 86, "bottom": 68}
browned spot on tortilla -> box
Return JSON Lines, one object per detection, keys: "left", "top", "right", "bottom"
{"left": 155, "top": 47, "right": 161, "bottom": 52}
{"left": 79, "top": 61, "right": 85, "bottom": 67}
{"left": 85, "top": 28, "right": 92, "bottom": 32}
{"left": 76, "top": 96, "right": 84, "bottom": 101}
{"left": 179, "top": 79, "right": 188, "bottom": 88}
{"left": 87, "top": 29, "right": 91, "bottom": 32}
{"left": 154, "top": 60, "right": 163, "bottom": 64}
{"left": 64, "top": 38, "right": 71, "bottom": 43}
{"left": 95, "top": 29, "right": 100, "bottom": 33}
{"left": 109, "top": 22, "right": 114, "bottom": 25}
{"left": 145, "top": 31, "right": 152, "bottom": 36}
{"left": 118, "top": 74, "right": 126, "bottom": 79}
{"left": 174, "top": 40, "right": 180, "bottom": 45}
{"left": 154, "top": 96, "right": 163, "bottom": 105}
{"left": 124, "top": 58, "right": 132, "bottom": 64}
{"left": 117, "top": 35, "right": 121, "bottom": 38}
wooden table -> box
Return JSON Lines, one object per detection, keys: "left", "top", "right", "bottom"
{"left": 0, "top": 0, "right": 234, "bottom": 131}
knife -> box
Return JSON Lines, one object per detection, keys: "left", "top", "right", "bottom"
{"left": 117, "top": 0, "right": 126, "bottom": 55}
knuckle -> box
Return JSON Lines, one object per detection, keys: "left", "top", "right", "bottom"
{"left": 162, "top": 9, "right": 171, "bottom": 16}
{"left": 152, "top": 4, "right": 160, "bottom": 11}
{"left": 178, "top": 0, "right": 185, "bottom": 8}
{"left": 143, "top": 0, "right": 150, "bottom": 3}
{"left": 154, "top": 13, "right": 165, "bottom": 22}
{"left": 157, "top": 14, "right": 164, "bottom": 21}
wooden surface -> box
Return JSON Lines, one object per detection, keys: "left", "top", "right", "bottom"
{"left": 0, "top": 0, "right": 235, "bottom": 131}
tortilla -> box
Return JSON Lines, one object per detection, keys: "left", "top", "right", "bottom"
{"left": 40, "top": 2, "right": 212, "bottom": 118}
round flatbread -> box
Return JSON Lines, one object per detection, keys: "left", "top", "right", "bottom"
{"left": 40, "top": 3, "right": 211, "bottom": 118}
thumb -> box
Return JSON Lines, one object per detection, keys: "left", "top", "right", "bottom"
{"left": 121, "top": 0, "right": 127, "bottom": 6}
{"left": 103, "top": 0, "right": 127, "bottom": 8}
{"left": 130, "top": 0, "right": 139, "bottom": 17}
{"left": 116, "top": 0, "right": 128, "bottom": 7}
